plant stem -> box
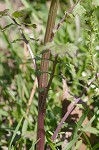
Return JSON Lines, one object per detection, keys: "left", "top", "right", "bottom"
{"left": 36, "top": 1, "right": 59, "bottom": 150}
{"left": 51, "top": 73, "right": 99, "bottom": 141}
{"left": 7, "top": 13, "right": 37, "bottom": 69}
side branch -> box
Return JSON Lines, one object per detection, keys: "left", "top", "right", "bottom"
{"left": 51, "top": 73, "right": 99, "bottom": 141}
{"left": 40, "top": 55, "right": 58, "bottom": 110}
{"left": 51, "top": 0, "right": 82, "bottom": 38}
{"left": 7, "top": 13, "right": 37, "bottom": 70}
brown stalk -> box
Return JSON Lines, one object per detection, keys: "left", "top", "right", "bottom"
{"left": 36, "top": 1, "right": 59, "bottom": 150}
{"left": 26, "top": 77, "right": 38, "bottom": 115}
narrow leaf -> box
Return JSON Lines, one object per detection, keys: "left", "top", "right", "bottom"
{"left": 9, "top": 117, "right": 23, "bottom": 149}
{"left": 24, "top": 131, "right": 36, "bottom": 140}
{"left": 12, "top": 11, "right": 24, "bottom": 18}
{"left": 22, "top": 119, "right": 28, "bottom": 136}
{"left": 72, "top": 108, "right": 89, "bottom": 139}
{"left": 21, "top": 109, "right": 32, "bottom": 126}
{"left": 22, "top": 22, "right": 37, "bottom": 28}
{"left": 93, "top": 143, "right": 99, "bottom": 150}
{"left": 74, "top": 140, "right": 82, "bottom": 150}
{"left": 63, "top": 134, "right": 81, "bottom": 150}
{"left": 0, "top": 109, "right": 8, "bottom": 117}
{"left": 83, "top": 126, "right": 99, "bottom": 134}
{"left": 0, "top": 9, "right": 9, "bottom": 18}
{"left": 83, "top": 110, "right": 99, "bottom": 130}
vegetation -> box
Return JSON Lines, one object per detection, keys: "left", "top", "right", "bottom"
{"left": 0, "top": 0, "right": 99, "bottom": 150}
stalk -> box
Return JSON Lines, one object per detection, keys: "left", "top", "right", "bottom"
{"left": 36, "top": 1, "right": 59, "bottom": 150}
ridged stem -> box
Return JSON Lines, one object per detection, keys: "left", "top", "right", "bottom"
{"left": 36, "top": 1, "right": 59, "bottom": 150}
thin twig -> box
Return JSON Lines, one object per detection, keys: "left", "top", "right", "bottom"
{"left": 5, "top": 13, "right": 38, "bottom": 115}
{"left": 51, "top": 0, "right": 82, "bottom": 39}
{"left": 7, "top": 13, "right": 37, "bottom": 70}
{"left": 40, "top": 55, "right": 58, "bottom": 110}
{"left": 44, "top": 55, "right": 58, "bottom": 98}
{"left": 26, "top": 77, "right": 38, "bottom": 115}
{"left": 51, "top": 73, "right": 99, "bottom": 141}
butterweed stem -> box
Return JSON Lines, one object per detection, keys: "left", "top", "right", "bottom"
{"left": 36, "top": 1, "right": 59, "bottom": 150}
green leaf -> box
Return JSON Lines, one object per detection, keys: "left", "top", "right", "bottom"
{"left": 69, "top": 64, "right": 76, "bottom": 78}
{"left": 92, "top": 0, "right": 99, "bottom": 7}
{"left": 23, "top": 84, "right": 29, "bottom": 98}
{"left": 47, "top": 138, "right": 57, "bottom": 150}
{"left": 22, "top": 22, "right": 37, "bottom": 28}
{"left": 63, "top": 134, "right": 81, "bottom": 150}
{"left": 9, "top": 117, "right": 23, "bottom": 149}
{"left": 83, "top": 126, "right": 99, "bottom": 134}
{"left": 12, "top": 11, "right": 24, "bottom": 18}
{"left": 29, "top": 139, "right": 40, "bottom": 150}
{"left": 46, "top": 132, "right": 57, "bottom": 150}
{"left": 22, "top": 119, "right": 28, "bottom": 136}
{"left": 83, "top": 110, "right": 99, "bottom": 130}
{"left": 73, "top": 3, "right": 86, "bottom": 16}
{"left": 21, "top": 109, "right": 32, "bottom": 126}
{"left": 24, "top": 131, "right": 36, "bottom": 140}
{"left": 74, "top": 140, "right": 82, "bottom": 150}
{"left": 0, "top": 109, "right": 8, "bottom": 117}
{"left": 21, "top": 0, "right": 30, "bottom": 8}
{"left": 82, "top": 131, "right": 92, "bottom": 149}
{"left": 72, "top": 108, "right": 89, "bottom": 139}
{"left": 55, "top": 141, "right": 63, "bottom": 147}
{"left": 6, "top": 87, "right": 16, "bottom": 101}
{"left": 14, "top": 136, "right": 23, "bottom": 149}
{"left": 0, "top": 9, "right": 9, "bottom": 18}
{"left": 92, "top": 143, "right": 99, "bottom": 150}
{"left": 39, "top": 42, "right": 78, "bottom": 57}
{"left": 49, "top": 143, "right": 57, "bottom": 150}
{"left": 76, "top": 104, "right": 84, "bottom": 109}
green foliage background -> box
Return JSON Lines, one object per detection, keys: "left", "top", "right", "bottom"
{"left": 0, "top": 0, "right": 99, "bottom": 149}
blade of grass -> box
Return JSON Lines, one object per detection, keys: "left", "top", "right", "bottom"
{"left": 29, "top": 139, "right": 40, "bottom": 150}
{"left": 83, "top": 126, "right": 99, "bottom": 134}
{"left": 21, "top": 109, "right": 32, "bottom": 126}
{"left": 82, "top": 131, "right": 92, "bottom": 150}
{"left": 9, "top": 117, "right": 23, "bottom": 149}
{"left": 22, "top": 119, "right": 28, "bottom": 136}
{"left": 63, "top": 108, "right": 89, "bottom": 150}
{"left": 83, "top": 110, "right": 99, "bottom": 131}
{"left": 92, "top": 143, "right": 99, "bottom": 150}
{"left": 72, "top": 108, "right": 89, "bottom": 139}
{"left": 14, "top": 136, "right": 24, "bottom": 149}
{"left": 74, "top": 140, "right": 82, "bottom": 150}
{"left": 63, "top": 133, "right": 82, "bottom": 150}
{"left": 21, "top": 0, "right": 30, "bottom": 8}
